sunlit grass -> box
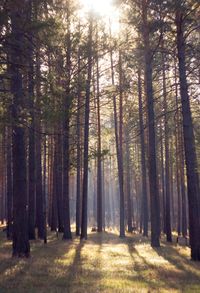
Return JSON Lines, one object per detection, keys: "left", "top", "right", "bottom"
{"left": 0, "top": 228, "right": 200, "bottom": 292}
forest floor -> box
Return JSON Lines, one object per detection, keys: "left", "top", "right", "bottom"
{"left": 0, "top": 227, "right": 200, "bottom": 293}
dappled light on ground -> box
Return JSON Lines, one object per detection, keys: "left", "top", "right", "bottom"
{"left": 0, "top": 230, "right": 200, "bottom": 292}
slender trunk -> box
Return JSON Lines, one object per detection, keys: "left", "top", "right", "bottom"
{"left": 28, "top": 0, "right": 36, "bottom": 239}
{"left": 138, "top": 69, "right": 148, "bottom": 237}
{"left": 6, "top": 127, "right": 13, "bottom": 239}
{"left": 180, "top": 130, "right": 187, "bottom": 237}
{"left": 56, "top": 133, "right": 64, "bottom": 233}
{"left": 125, "top": 128, "right": 132, "bottom": 232}
{"left": 102, "top": 158, "right": 106, "bottom": 231}
{"left": 62, "top": 14, "right": 72, "bottom": 240}
{"left": 62, "top": 108, "right": 72, "bottom": 239}
{"left": 35, "top": 52, "right": 44, "bottom": 239}
{"left": 162, "top": 44, "right": 172, "bottom": 242}
{"left": 96, "top": 29, "right": 103, "bottom": 233}
{"left": 118, "top": 50, "right": 125, "bottom": 237}
{"left": 76, "top": 46, "right": 81, "bottom": 236}
{"left": 175, "top": 60, "right": 181, "bottom": 235}
{"left": 51, "top": 143, "right": 58, "bottom": 231}
{"left": 43, "top": 136, "right": 47, "bottom": 243}
{"left": 109, "top": 23, "right": 125, "bottom": 237}
{"left": 160, "top": 123, "right": 166, "bottom": 234}
{"left": 80, "top": 16, "right": 93, "bottom": 239}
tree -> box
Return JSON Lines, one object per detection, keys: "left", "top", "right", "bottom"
{"left": 96, "top": 26, "right": 103, "bottom": 233}
{"left": 137, "top": 68, "right": 148, "bottom": 237}
{"left": 10, "top": 0, "right": 30, "bottom": 257}
{"left": 80, "top": 14, "right": 93, "bottom": 240}
{"left": 141, "top": 0, "right": 160, "bottom": 247}
{"left": 175, "top": 2, "right": 200, "bottom": 260}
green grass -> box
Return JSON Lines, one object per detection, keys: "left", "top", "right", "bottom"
{"left": 0, "top": 228, "right": 200, "bottom": 293}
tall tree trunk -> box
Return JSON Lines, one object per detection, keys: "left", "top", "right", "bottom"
{"left": 28, "top": 0, "right": 36, "bottom": 240}
{"left": 176, "top": 9, "right": 200, "bottom": 260}
{"left": 141, "top": 0, "right": 160, "bottom": 247}
{"left": 76, "top": 47, "right": 81, "bottom": 236}
{"left": 96, "top": 28, "right": 103, "bottom": 233}
{"left": 125, "top": 128, "right": 132, "bottom": 233}
{"left": 56, "top": 133, "right": 64, "bottom": 233}
{"left": 109, "top": 23, "right": 125, "bottom": 237}
{"left": 118, "top": 50, "right": 125, "bottom": 237}
{"left": 160, "top": 122, "right": 166, "bottom": 234}
{"left": 138, "top": 68, "right": 148, "bottom": 237}
{"left": 6, "top": 127, "right": 13, "bottom": 239}
{"left": 162, "top": 44, "right": 172, "bottom": 242}
{"left": 180, "top": 129, "right": 187, "bottom": 237}
{"left": 62, "top": 107, "right": 72, "bottom": 239}
{"left": 62, "top": 13, "right": 72, "bottom": 240}
{"left": 10, "top": 2, "right": 30, "bottom": 257}
{"left": 80, "top": 15, "right": 93, "bottom": 239}
{"left": 35, "top": 51, "right": 44, "bottom": 239}
{"left": 175, "top": 60, "right": 181, "bottom": 235}
{"left": 43, "top": 135, "right": 47, "bottom": 243}
{"left": 51, "top": 143, "right": 58, "bottom": 231}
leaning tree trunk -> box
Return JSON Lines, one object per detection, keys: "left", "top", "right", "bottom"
{"left": 176, "top": 9, "right": 200, "bottom": 261}
{"left": 10, "top": 2, "right": 30, "bottom": 257}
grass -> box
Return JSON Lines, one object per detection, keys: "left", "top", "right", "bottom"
{"left": 0, "top": 228, "right": 200, "bottom": 293}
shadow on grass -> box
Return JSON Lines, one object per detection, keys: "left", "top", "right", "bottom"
{"left": 1, "top": 229, "right": 200, "bottom": 293}
{"left": 57, "top": 238, "right": 103, "bottom": 292}
{"left": 125, "top": 235, "right": 200, "bottom": 292}
{"left": 153, "top": 244, "right": 200, "bottom": 283}
{"left": 126, "top": 240, "right": 170, "bottom": 291}
{"left": 0, "top": 230, "right": 75, "bottom": 292}
{"left": 0, "top": 230, "right": 105, "bottom": 293}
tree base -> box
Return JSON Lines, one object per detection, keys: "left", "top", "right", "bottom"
{"left": 151, "top": 238, "right": 160, "bottom": 247}
{"left": 191, "top": 247, "right": 200, "bottom": 261}
{"left": 63, "top": 232, "right": 72, "bottom": 240}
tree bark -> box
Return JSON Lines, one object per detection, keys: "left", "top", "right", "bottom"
{"left": 28, "top": 0, "right": 36, "bottom": 240}
{"left": 138, "top": 68, "right": 148, "bottom": 237}
{"left": 76, "top": 46, "right": 81, "bottom": 236}
{"left": 96, "top": 28, "right": 103, "bottom": 233}
{"left": 141, "top": 0, "right": 160, "bottom": 247}
{"left": 62, "top": 12, "right": 72, "bottom": 240}
{"left": 80, "top": 15, "right": 93, "bottom": 240}
{"left": 6, "top": 127, "right": 13, "bottom": 239}
{"left": 176, "top": 9, "right": 200, "bottom": 260}
{"left": 162, "top": 43, "right": 172, "bottom": 242}
{"left": 10, "top": 2, "right": 30, "bottom": 257}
